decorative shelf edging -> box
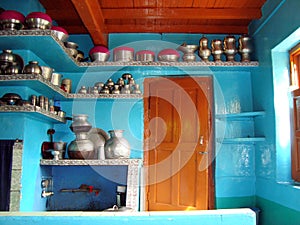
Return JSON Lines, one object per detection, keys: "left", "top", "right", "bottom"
{"left": 0, "top": 105, "right": 66, "bottom": 123}
{"left": 40, "top": 158, "right": 142, "bottom": 166}
{"left": 40, "top": 158, "right": 143, "bottom": 211}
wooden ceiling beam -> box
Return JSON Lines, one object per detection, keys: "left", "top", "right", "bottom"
{"left": 106, "top": 24, "right": 249, "bottom": 34}
{"left": 102, "top": 7, "right": 261, "bottom": 20}
{"left": 71, "top": 0, "right": 108, "bottom": 46}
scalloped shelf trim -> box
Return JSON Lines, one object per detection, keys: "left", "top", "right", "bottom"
{"left": 0, "top": 105, "right": 66, "bottom": 123}
{"left": 40, "top": 158, "right": 142, "bottom": 166}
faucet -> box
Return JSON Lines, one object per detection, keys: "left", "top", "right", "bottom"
{"left": 41, "top": 178, "right": 54, "bottom": 198}
{"left": 41, "top": 190, "right": 54, "bottom": 198}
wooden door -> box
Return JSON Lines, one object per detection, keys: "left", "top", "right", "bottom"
{"left": 144, "top": 76, "right": 214, "bottom": 211}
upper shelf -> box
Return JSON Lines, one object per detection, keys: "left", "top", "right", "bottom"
{"left": 0, "top": 30, "right": 259, "bottom": 73}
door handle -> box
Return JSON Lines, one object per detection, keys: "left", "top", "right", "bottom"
{"left": 198, "top": 151, "right": 208, "bottom": 154}
{"left": 199, "top": 135, "right": 204, "bottom": 145}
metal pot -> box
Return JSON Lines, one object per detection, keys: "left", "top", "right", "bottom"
{"left": 1, "top": 93, "right": 22, "bottom": 105}
{"left": 104, "top": 130, "right": 130, "bottom": 159}
{"left": 69, "top": 114, "right": 92, "bottom": 133}
{"left": 23, "top": 61, "right": 42, "bottom": 75}
{"left": 67, "top": 134, "right": 95, "bottom": 159}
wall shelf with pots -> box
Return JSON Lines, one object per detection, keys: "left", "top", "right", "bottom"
{"left": 0, "top": 74, "right": 67, "bottom": 100}
{"left": 0, "top": 30, "right": 259, "bottom": 73}
{"left": 0, "top": 74, "right": 143, "bottom": 100}
{"left": 0, "top": 105, "right": 66, "bottom": 123}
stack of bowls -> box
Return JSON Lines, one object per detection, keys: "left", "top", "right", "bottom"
{"left": 157, "top": 49, "right": 180, "bottom": 62}
{"left": 113, "top": 46, "right": 134, "bottom": 62}
{"left": 135, "top": 50, "right": 155, "bottom": 62}
{"left": 51, "top": 26, "right": 69, "bottom": 42}
{"left": 89, "top": 45, "right": 110, "bottom": 62}
{"left": 64, "top": 41, "right": 78, "bottom": 57}
{"left": 25, "top": 12, "right": 52, "bottom": 29}
{"left": 0, "top": 10, "right": 25, "bottom": 30}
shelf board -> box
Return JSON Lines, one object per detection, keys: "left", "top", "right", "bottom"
{"left": 0, "top": 74, "right": 67, "bottom": 100}
{"left": 0, "top": 74, "right": 143, "bottom": 100}
{"left": 216, "top": 111, "right": 265, "bottom": 120}
{"left": 0, "top": 30, "right": 259, "bottom": 72}
{"left": 40, "top": 158, "right": 142, "bottom": 166}
{"left": 0, "top": 105, "right": 66, "bottom": 123}
{"left": 217, "top": 137, "right": 266, "bottom": 144}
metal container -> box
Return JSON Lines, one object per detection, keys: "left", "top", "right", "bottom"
{"left": 238, "top": 35, "right": 252, "bottom": 62}
{"left": 113, "top": 47, "right": 134, "bottom": 62}
{"left": 104, "top": 130, "right": 130, "bottom": 159}
{"left": 51, "top": 72, "right": 62, "bottom": 86}
{"left": 61, "top": 78, "right": 72, "bottom": 93}
{"left": 40, "top": 66, "right": 53, "bottom": 81}
{"left": 223, "top": 35, "right": 237, "bottom": 61}
{"left": 23, "top": 61, "right": 42, "bottom": 75}
{"left": 199, "top": 36, "right": 211, "bottom": 62}
{"left": 211, "top": 39, "right": 223, "bottom": 61}
{"left": 68, "top": 114, "right": 95, "bottom": 159}
{"left": 135, "top": 50, "right": 155, "bottom": 62}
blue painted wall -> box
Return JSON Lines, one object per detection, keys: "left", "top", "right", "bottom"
{"left": 3, "top": 1, "right": 300, "bottom": 224}
{"left": 249, "top": 0, "right": 300, "bottom": 224}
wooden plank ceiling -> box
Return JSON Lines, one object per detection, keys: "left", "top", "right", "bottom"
{"left": 39, "top": 0, "right": 266, "bottom": 46}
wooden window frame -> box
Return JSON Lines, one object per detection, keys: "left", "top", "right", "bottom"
{"left": 290, "top": 42, "right": 300, "bottom": 182}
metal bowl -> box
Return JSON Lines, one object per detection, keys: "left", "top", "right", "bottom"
{"left": 158, "top": 49, "right": 180, "bottom": 62}
{"left": 1, "top": 93, "right": 22, "bottom": 105}
{"left": 0, "top": 19, "right": 24, "bottom": 30}
{"left": 135, "top": 50, "right": 155, "bottom": 62}
{"left": 25, "top": 17, "right": 51, "bottom": 29}
{"left": 157, "top": 54, "right": 179, "bottom": 62}
{"left": 64, "top": 41, "right": 78, "bottom": 49}
{"left": 90, "top": 52, "right": 110, "bottom": 62}
{"left": 51, "top": 29, "right": 68, "bottom": 42}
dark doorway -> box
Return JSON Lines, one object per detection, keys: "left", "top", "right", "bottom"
{"left": 0, "top": 140, "right": 15, "bottom": 211}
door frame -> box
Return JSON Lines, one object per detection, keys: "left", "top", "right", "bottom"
{"left": 143, "top": 76, "right": 215, "bottom": 210}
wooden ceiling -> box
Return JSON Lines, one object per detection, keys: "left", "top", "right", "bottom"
{"left": 39, "top": 0, "right": 266, "bottom": 46}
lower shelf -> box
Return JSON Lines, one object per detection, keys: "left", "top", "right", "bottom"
{"left": 40, "top": 158, "right": 142, "bottom": 166}
{"left": 217, "top": 137, "right": 266, "bottom": 144}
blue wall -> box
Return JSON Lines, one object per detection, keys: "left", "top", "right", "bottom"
{"left": 249, "top": 0, "right": 300, "bottom": 224}
{"left": 3, "top": 1, "right": 300, "bottom": 224}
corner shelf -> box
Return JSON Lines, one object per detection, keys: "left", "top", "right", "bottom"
{"left": 217, "top": 137, "right": 266, "bottom": 144}
{"left": 0, "top": 105, "right": 66, "bottom": 123}
{"left": 0, "top": 30, "right": 259, "bottom": 73}
{"left": 216, "top": 111, "right": 266, "bottom": 144}
{"left": 216, "top": 111, "right": 265, "bottom": 120}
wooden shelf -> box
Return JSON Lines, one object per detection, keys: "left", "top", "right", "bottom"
{"left": 0, "top": 105, "right": 66, "bottom": 123}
